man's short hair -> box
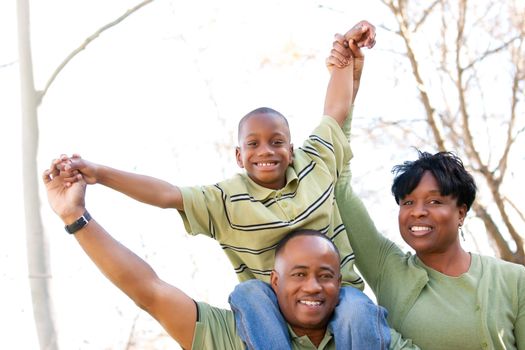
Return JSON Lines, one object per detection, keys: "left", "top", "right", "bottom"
{"left": 274, "top": 229, "right": 340, "bottom": 260}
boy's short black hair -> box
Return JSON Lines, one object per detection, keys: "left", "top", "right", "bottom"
{"left": 237, "top": 107, "right": 290, "bottom": 140}
{"left": 274, "top": 229, "right": 340, "bottom": 260}
{"left": 391, "top": 150, "right": 477, "bottom": 211}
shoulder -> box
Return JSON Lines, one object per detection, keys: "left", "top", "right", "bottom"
{"left": 310, "top": 116, "right": 345, "bottom": 142}
{"left": 479, "top": 254, "right": 525, "bottom": 272}
{"left": 478, "top": 254, "right": 525, "bottom": 283}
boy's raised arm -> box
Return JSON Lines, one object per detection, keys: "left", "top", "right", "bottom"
{"left": 324, "top": 21, "right": 375, "bottom": 126}
{"left": 43, "top": 161, "right": 197, "bottom": 349}
{"left": 59, "top": 154, "right": 184, "bottom": 211}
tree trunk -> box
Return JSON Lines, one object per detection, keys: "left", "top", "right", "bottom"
{"left": 17, "top": 0, "right": 59, "bottom": 348}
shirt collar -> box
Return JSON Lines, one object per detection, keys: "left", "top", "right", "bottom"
{"left": 240, "top": 167, "right": 299, "bottom": 201}
{"left": 287, "top": 324, "right": 333, "bottom": 349}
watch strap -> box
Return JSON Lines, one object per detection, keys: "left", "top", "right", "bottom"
{"left": 65, "top": 211, "right": 92, "bottom": 234}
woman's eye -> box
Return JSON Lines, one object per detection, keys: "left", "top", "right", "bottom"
{"left": 402, "top": 200, "right": 413, "bottom": 206}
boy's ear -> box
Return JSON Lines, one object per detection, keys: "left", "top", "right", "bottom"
{"left": 289, "top": 143, "right": 294, "bottom": 164}
{"left": 235, "top": 147, "right": 244, "bottom": 168}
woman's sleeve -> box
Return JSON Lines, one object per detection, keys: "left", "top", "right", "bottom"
{"left": 335, "top": 159, "right": 402, "bottom": 292}
{"left": 515, "top": 267, "right": 525, "bottom": 349}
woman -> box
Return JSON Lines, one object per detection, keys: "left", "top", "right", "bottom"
{"left": 335, "top": 147, "right": 525, "bottom": 349}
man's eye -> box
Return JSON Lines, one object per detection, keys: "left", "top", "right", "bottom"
{"left": 273, "top": 140, "right": 284, "bottom": 145}
{"left": 292, "top": 272, "right": 305, "bottom": 277}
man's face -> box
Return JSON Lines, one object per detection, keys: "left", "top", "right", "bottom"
{"left": 236, "top": 112, "right": 293, "bottom": 190}
{"left": 270, "top": 235, "right": 341, "bottom": 337}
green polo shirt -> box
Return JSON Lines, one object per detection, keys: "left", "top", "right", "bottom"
{"left": 179, "top": 114, "right": 363, "bottom": 289}
{"left": 191, "top": 302, "right": 335, "bottom": 350}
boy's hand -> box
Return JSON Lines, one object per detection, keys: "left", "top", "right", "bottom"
{"left": 326, "top": 20, "right": 375, "bottom": 72}
{"left": 55, "top": 154, "right": 99, "bottom": 186}
{"left": 326, "top": 34, "right": 366, "bottom": 104}
{"left": 326, "top": 34, "right": 353, "bottom": 71}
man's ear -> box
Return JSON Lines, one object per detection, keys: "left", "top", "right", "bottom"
{"left": 288, "top": 143, "right": 294, "bottom": 165}
{"left": 270, "top": 270, "right": 279, "bottom": 291}
{"left": 235, "top": 147, "right": 244, "bottom": 168}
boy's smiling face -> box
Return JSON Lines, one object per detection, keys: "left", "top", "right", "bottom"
{"left": 236, "top": 111, "right": 293, "bottom": 190}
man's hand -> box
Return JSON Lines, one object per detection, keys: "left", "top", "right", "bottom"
{"left": 43, "top": 158, "right": 87, "bottom": 223}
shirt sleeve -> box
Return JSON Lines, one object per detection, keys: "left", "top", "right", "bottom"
{"left": 389, "top": 328, "right": 422, "bottom": 350}
{"left": 515, "top": 267, "right": 525, "bottom": 350}
{"left": 301, "top": 112, "right": 352, "bottom": 179}
{"left": 191, "top": 302, "right": 245, "bottom": 350}
{"left": 178, "top": 184, "right": 225, "bottom": 238}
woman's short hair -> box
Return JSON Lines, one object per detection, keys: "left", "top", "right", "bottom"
{"left": 391, "top": 150, "right": 477, "bottom": 211}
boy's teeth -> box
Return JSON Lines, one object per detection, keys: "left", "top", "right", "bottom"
{"left": 411, "top": 226, "right": 431, "bottom": 231}
{"left": 299, "top": 300, "right": 321, "bottom": 306}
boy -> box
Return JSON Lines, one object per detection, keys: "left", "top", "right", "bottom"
{"left": 57, "top": 21, "right": 386, "bottom": 349}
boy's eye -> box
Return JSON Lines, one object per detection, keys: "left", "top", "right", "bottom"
{"left": 247, "top": 141, "right": 257, "bottom": 147}
{"left": 273, "top": 140, "right": 284, "bottom": 145}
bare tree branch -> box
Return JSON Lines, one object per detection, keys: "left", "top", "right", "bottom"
{"left": 505, "top": 197, "right": 525, "bottom": 224}
{"left": 463, "top": 36, "right": 521, "bottom": 71}
{"left": 38, "top": 0, "right": 155, "bottom": 105}
{"left": 0, "top": 60, "right": 18, "bottom": 69}
{"left": 414, "top": 0, "right": 443, "bottom": 32}
{"left": 472, "top": 203, "right": 519, "bottom": 262}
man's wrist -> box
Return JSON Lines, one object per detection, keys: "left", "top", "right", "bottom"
{"left": 64, "top": 210, "right": 91, "bottom": 234}
{"left": 60, "top": 207, "right": 87, "bottom": 225}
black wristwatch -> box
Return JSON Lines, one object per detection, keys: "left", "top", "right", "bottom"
{"left": 64, "top": 211, "right": 92, "bottom": 234}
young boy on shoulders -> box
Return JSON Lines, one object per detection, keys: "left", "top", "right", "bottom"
{"left": 56, "top": 21, "right": 387, "bottom": 349}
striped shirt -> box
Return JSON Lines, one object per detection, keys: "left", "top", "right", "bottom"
{"left": 179, "top": 115, "right": 363, "bottom": 289}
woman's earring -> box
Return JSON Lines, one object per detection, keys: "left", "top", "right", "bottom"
{"left": 459, "top": 226, "right": 465, "bottom": 241}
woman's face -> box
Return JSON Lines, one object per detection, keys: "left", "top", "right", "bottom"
{"left": 398, "top": 171, "right": 467, "bottom": 256}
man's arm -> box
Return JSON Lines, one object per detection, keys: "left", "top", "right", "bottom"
{"left": 58, "top": 154, "right": 184, "bottom": 210}
{"left": 43, "top": 162, "right": 196, "bottom": 349}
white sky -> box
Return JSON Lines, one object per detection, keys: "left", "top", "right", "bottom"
{"left": 1, "top": 0, "right": 522, "bottom": 349}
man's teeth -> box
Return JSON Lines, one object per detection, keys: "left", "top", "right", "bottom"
{"left": 299, "top": 300, "right": 322, "bottom": 306}
{"left": 257, "top": 162, "right": 275, "bottom": 167}
{"left": 411, "top": 226, "right": 431, "bottom": 232}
